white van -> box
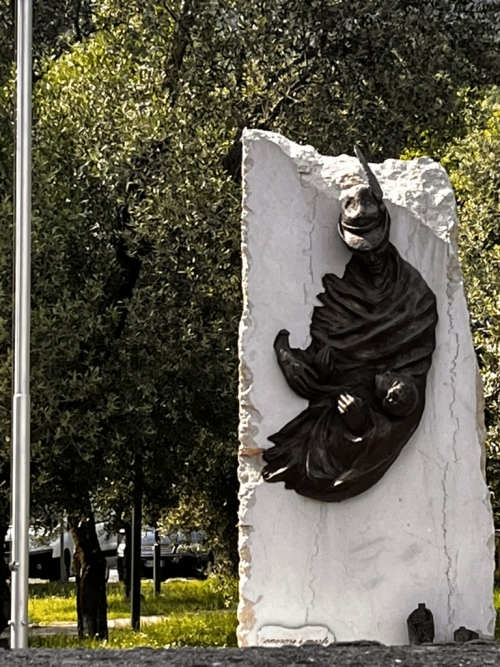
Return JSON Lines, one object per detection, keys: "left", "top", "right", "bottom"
{"left": 7, "top": 523, "right": 118, "bottom": 580}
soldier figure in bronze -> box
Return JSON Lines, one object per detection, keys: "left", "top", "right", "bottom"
{"left": 262, "top": 148, "right": 438, "bottom": 502}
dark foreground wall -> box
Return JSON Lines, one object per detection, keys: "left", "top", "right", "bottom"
{"left": 1, "top": 643, "right": 500, "bottom": 666}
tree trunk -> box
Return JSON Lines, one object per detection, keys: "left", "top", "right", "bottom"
{"left": 69, "top": 510, "right": 108, "bottom": 640}
{"left": 118, "top": 522, "right": 132, "bottom": 598}
{"left": 0, "top": 525, "right": 10, "bottom": 635}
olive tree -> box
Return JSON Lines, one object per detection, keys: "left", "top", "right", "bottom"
{"left": 0, "top": 0, "right": 499, "bottom": 636}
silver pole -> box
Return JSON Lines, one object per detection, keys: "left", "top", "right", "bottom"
{"left": 11, "top": 0, "right": 32, "bottom": 650}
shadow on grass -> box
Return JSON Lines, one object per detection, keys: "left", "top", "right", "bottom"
{"left": 29, "top": 610, "right": 238, "bottom": 649}
{"left": 29, "top": 581, "right": 76, "bottom": 599}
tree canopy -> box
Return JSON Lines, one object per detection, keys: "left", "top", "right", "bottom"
{"left": 0, "top": 0, "right": 498, "bottom": 563}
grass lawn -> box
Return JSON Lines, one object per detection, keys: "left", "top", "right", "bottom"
{"left": 28, "top": 576, "right": 239, "bottom": 648}
{"left": 495, "top": 588, "right": 500, "bottom": 641}
{"left": 29, "top": 611, "right": 238, "bottom": 649}
{"left": 29, "top": 576, "right": 237, "bottom": 623}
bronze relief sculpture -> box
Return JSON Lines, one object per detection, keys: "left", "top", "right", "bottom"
{"left": 262, "top": 149, "right": 438, "bottom": 502}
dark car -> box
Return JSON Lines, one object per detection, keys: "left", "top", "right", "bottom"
{"left": 140, "top": 529, "right": 214, "bottom": 581}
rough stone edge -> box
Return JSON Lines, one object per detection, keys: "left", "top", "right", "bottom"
{"left": 238, "top": 129, "right": 263, "bottom": 647}
{"left": 240, "top": 129, "right": 457, "bottom": 243}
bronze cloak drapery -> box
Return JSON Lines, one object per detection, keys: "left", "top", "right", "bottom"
{"left": 262, "top": 237, "right": 438, "bottom": 502}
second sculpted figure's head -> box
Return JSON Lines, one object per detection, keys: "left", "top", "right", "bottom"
{"left": 338, "top": 147, "right": 390, "bottom": 253}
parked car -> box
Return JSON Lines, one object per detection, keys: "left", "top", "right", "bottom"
{"left": 6, "top": 523, "right": 118, "bottom": 581}
{"left": 140, "top": 529, "right": 214, "bottom": 581}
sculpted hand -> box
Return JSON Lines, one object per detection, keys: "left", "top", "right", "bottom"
{"left": 338, "top": 393, "right": 367, "bottom": 435}
{"left": 314, "top": 345, "right": 336, "bottom": 383}
{"left": 375, "top": 371, "right": 393, "bottom": 399}
{"left": 274, "top": 329, "right": 320, "bottom": 399}
{"left": 375, "top": 372, "right": 418, "bottom": 418}
{"left": 274, "top": 329, "right": 292, "bottom": 353}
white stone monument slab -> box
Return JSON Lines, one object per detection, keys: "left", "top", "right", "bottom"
{"left": 238, "top": 129, "right": 495, "bottom": 647}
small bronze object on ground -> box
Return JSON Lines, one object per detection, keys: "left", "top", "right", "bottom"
{"left": 454, "top": 626, "right": 479, "bottom": 643}
{"left": 262, "top": 147, "right": 438, "bottom": 502}
{"left": 407, "top": 603, "right": 435, "bottom": 644}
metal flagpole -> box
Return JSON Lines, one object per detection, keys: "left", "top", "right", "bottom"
{"left": 130, "top": 454, "right": 142, "bottom": 631}
{"left": 10, "top": 0, "right": 32, "bottom": 650}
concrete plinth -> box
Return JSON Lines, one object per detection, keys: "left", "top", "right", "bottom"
{"left": 238, "top": 130, "right": 495, "bottom": 646}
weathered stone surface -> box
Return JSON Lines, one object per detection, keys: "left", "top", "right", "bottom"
{"left": 4, "top": 645, "right": 500, "bottom": 667}
{"left": 3, "top": 645, "right": 500, "bottom": 667}
{"left": 238, "top": 129, "right": 495, "bottom": 646}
